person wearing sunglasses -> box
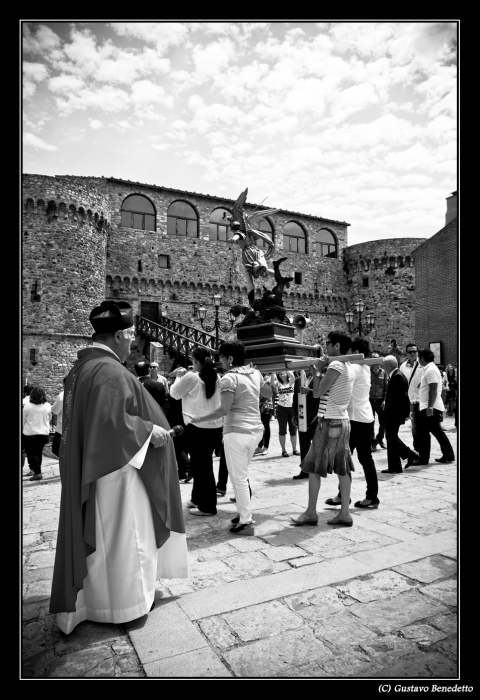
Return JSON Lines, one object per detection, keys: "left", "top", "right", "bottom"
{"left": 399, "top": 343, "right": 424, "bottom": 460}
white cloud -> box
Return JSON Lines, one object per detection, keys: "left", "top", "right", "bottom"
{"left": 88, "top": 118, "right": 103, "bottom": 129}
{"left": 23, "top": 61, "right": 49, "bottom": 99}
{"left": 24, "top": 132, "right": 57, "bottom": 151}
{"left": 23, "top": 24, "right": 61, "bottom": 55}
{"left": 48, "top": 74, "right": 85, "bottom": 92}
{"left": 111, "top": 22, "right": 188, "bottom": 54}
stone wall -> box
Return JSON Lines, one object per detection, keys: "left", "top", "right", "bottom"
{"left": 23, "top": 175, "right": 112, "bottom": 394}
{"left": 22, "top": 334, "right": 92, "bottom": 402}
{"left": 344, "top": 238, "right": 427, "bottom": 355}
{"left": 413, "top": 219, "right": 457, "bottom": 366}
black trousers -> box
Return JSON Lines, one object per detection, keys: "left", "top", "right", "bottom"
{"left": 217, "top": 441, "right": 229, "bottom": 491}
{"left": 174, "top": 439, "right": 191, "bottom": 479}
{"left": 299, "top": 418, "right": 318, "bottom": 466}
{"left": 417, "top": 409, "right": 455, "bottom": 462}
{"left": 51, "top": 432, "right": 61, "bottom": 457}
{"left": 369, "top": 399, "right": 385, "bottom": 443}
{"left": 385, "top": 419, "right": 416, "bottom": 472}
{"left": 23, "top": 434, "right": 49, "bottom": 474}
{"left": 258, "top": 410, "right": 273, "bottom": 448}
{"left": 188, "top": 425, "right": 222, "bottom": 513}
{"left": 350, "top": 421, "right": 378, "bottom": 499}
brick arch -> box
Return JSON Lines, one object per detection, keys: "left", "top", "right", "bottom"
{"left": 68, "top": 204, "right": 76, "bottom": 220}
{"left": 397, "top": 255, "right": 404, "bottom": 267}
{"left": 87, "top": 209, "right": 93, "bottom": 224}
{"left": 26, "top": 198, "right": 34, "bottom": 213}
{"left": 78, "top": 206, "right": 86, "bottom": 222}
{"left": 59, "top": 202, "right": 67, "bottom": 218}
{"left": 373, "top": 258, "right": 379, "bottom": 268}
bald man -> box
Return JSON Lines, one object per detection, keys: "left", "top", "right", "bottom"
{"left": 381, "top": 355, "right": 420, "bottom": 474}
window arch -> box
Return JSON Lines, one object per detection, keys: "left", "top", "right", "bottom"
{"left": 283, "top": 221, "right": 306, "bottom": 254}
{"left": 316, "top": 228, "right": 337, "bottom": 258}
{"left": 121, "top": 194, "right": 156, "bottom": 231}
{"left": 255, "top": 216, "right": 274, "bottom": 250}
{"left": 167, "top": 200, "right": 198, "bottom": 238}
{"left": 209, "top": 207, "right": 232, "bottom": 242}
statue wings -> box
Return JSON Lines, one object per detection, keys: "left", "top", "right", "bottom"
{"left": 230, "top": 188, "right": 249, "bottom": 233}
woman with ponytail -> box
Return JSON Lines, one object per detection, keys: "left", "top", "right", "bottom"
{"left": 170, "top": 347, "right": 222, "bottom": 516}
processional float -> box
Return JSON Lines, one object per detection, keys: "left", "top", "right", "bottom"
{"left": 226, "top": 188, "right": 383, "bottom": 432}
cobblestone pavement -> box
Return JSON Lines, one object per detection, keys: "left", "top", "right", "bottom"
{"left": 22, "top": 417, "right": 458, "bottom": 678}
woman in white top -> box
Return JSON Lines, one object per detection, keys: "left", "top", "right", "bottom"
{"left": 271, "top": 371, "right": 299, "bottom": 457}
{"left": 170, "top": 347, "right": 222, "bottom": 516}
{"left": 194, "top": 341, "right": 273, "bottom": 535}
{"left": 22, "top": 386, "right": 52, "bottom": 481}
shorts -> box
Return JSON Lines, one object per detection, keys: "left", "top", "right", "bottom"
{"left": 276, "top": 405, "right": 297, "bottom": 436}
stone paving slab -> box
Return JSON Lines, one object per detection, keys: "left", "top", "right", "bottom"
{"left": 126, "top": 598, "right": 208, "bottom": 665}
{"left": 143, "top": 647, "right": 233, "bottom": 677}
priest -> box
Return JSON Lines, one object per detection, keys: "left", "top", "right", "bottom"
{"left": 50, "top": 301, "right": 188, "bottom": 634}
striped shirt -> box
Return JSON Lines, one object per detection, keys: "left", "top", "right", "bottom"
{"left": 170, "top": 371, "right": 222, "bottom": 429}
{"left": 324, "top": 361, "right": 355, "bottom": 419}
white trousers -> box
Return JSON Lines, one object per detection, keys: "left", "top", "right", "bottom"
{"left": 223, "top": 430, "right": 263, "bottom": 524}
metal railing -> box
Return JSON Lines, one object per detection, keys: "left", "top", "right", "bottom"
{"left": 136, "top": 315, "right": 219, "bottom": 365}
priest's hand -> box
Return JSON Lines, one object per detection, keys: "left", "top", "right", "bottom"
{"left": 150, "top": 425, "right": 171, "bottom": 448}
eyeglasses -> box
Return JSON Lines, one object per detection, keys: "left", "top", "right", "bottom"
{"left": 407, "top": 350, "right": 418, "bottom": 354}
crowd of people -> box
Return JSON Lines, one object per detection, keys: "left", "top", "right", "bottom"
{"left": 21, "top": 299, "right": 458, "bottom": 635}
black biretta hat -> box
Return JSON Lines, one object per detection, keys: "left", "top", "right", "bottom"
{"left": 89, "top": 301, "right": 134, "bottom": 333}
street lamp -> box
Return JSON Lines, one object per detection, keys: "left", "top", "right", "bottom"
{"left": 345, "top": 299, "right": 375, "bottom": 336}
{"left": 198, "top": 294, "right": 236, "bottom": 348}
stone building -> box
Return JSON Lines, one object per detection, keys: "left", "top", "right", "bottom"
{"left": 22, "top": 174, "right": 429, "bottom": 399}
{"left": 412, "top": 192, "right": 458, "bottom": 366}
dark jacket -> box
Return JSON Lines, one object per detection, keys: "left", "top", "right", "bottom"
{"left": 384, "top": 369, "right": 410, "bottom": 425}
{"left": 138, "top": 376, "right": 169, "bottom": 415}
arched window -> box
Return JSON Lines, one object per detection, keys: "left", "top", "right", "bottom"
{"left": 167, "top": 200, "right": 198, "bottom": 238}
{"left": 255, "top": 217, "right": 274, "bottom": 250}
{"left": 121, "top": 195, "right": 156, "bottom": 231}
{"left": 283, "top": 221, "right": 306, "bottom": 254}
{"left": 209, "top": 208, "right": 232, "bottom": 241}
{"left": 316, "top": 229, "right": 337, "bottom": 258}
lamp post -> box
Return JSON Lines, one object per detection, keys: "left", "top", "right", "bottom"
{"left": 198, "top": 294, "right": 236, "bottom": 348}
{"left": 345, "top": 299, "right": 375, "bottom": 336}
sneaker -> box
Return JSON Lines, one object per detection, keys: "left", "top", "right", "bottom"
{"left": 230, "top": 497, "right": 236, "bottom": 503}
{"left": 186, "top": 500, "right": 197, "bottom": 508}
{"left": 229, "top": 521, "right": 255, "bottom": 536}
{"left": 254, "top": 447, "right": 263, "bottom": 455}
{"left": 216, "top": 488, "right": 226, "bottom": 497}
{"left": 29, "top": 474, "right": 43, "bottom": 481}
{"left": 24, "top": 470, "right": 34, "bottom": 477}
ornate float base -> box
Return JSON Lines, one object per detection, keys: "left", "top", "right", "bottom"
{"left": 237, "top": 323, "right": 320, "bottom": 373}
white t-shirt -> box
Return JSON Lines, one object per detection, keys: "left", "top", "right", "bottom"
{"left": 276, "top": 382, "right": 295, "bottom": 408}
{"left": 23, "top": 402, "right": 52, "bottom": 436}
{"left": 170, "top": 371, "right": 222, "bottom": 429}
{"left": 51, "top": 390, "right": 64, "bottom": 434}
{"left": 419, "top": 362, "right": 445, "bottom": 412}
{"left": 347, "top": 364, "right": 374, "bottom": 423}
{"left": 324, "top": 361, "right": 355, "bottom": 420}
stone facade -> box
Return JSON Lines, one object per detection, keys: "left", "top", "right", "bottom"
{"left": 344, "top": 238, "right": 427, "bottom": 354}
{"left": 413, "top": 218, "right": 458, "bottom": 366}
{"left": 22, "top": 173, "right": 432, "bottom": 400}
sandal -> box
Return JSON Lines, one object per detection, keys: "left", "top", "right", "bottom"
{"left": 282, "top": 451, "right": 289, "bottom": 457}
{"left": 292, "top": 450, "right": 300, "bottom": 456}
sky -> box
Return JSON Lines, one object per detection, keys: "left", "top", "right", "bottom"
{"left": 22, "top": 21, "right": 457, "bottom": 245}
